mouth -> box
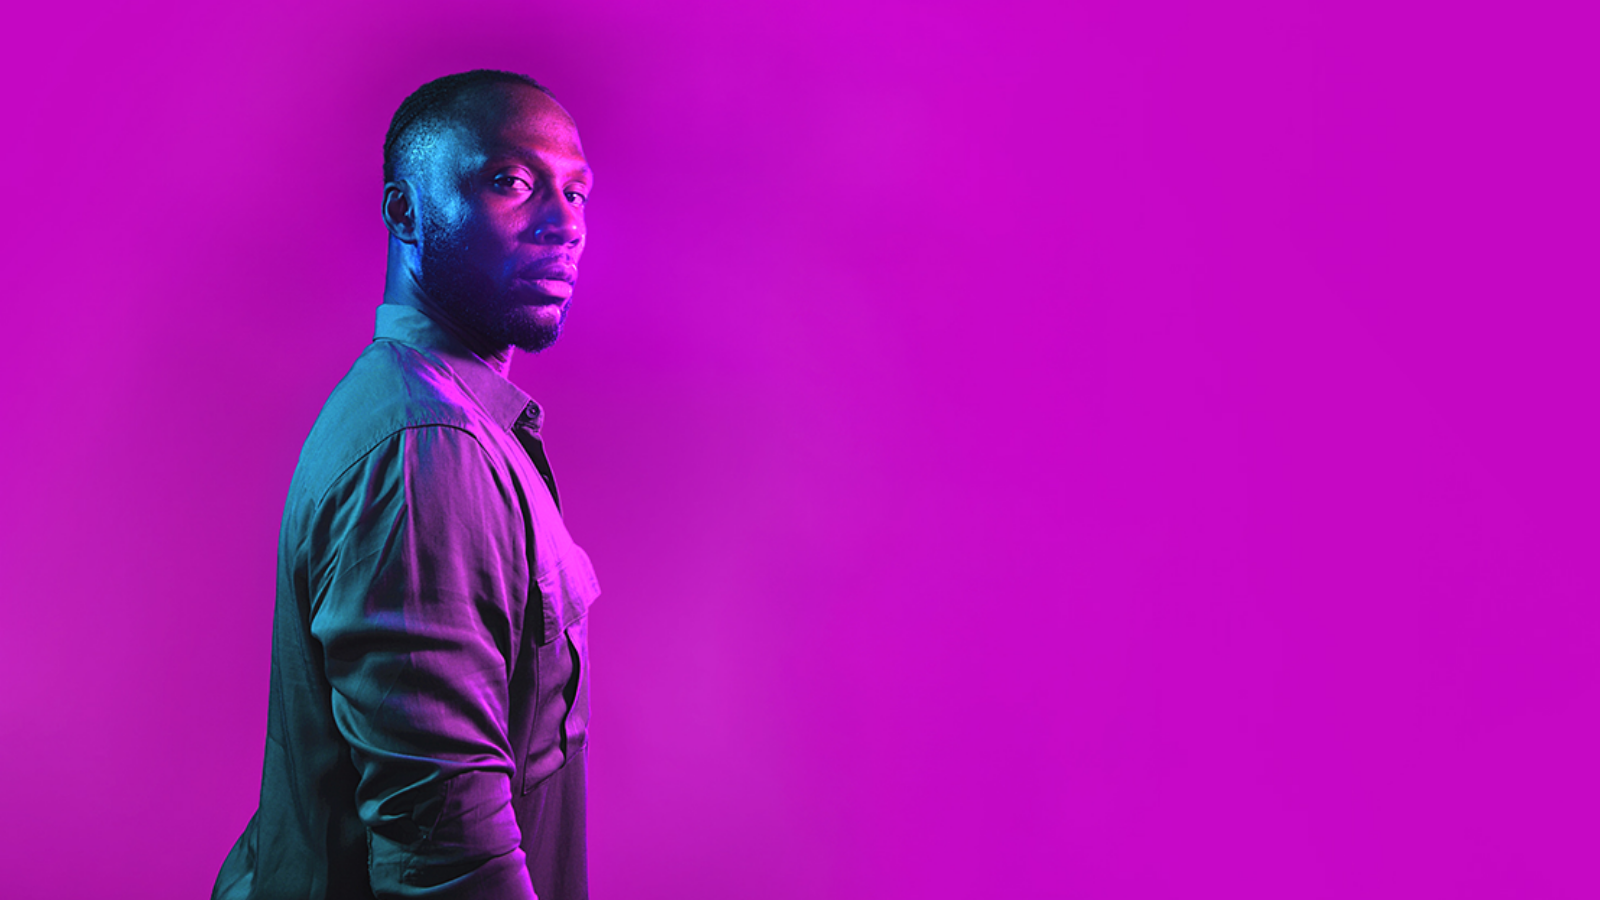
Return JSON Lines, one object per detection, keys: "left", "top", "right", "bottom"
{"left": 515, "top": 278, "right": 574, "bottom": 300}
{"left": 514, "top": 261, "right": 577, "bottom": 301}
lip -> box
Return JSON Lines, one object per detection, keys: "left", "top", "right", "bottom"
{"left": 514, "top": 277, "right": 573, "bottom": 301}
{"left": 513, "top": 260, "right": 577, "bottom": 301}
{"left": 517, "top": 261, "right": 578, "bottom": 284}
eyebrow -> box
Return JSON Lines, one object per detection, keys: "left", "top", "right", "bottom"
{"left": 486, "top": 145, "right": 592, "bottom": 182}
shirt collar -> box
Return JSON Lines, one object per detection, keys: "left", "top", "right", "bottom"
{"left": 372, "top": 303, "right": 541, "bottom": 433}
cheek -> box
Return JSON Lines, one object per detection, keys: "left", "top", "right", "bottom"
{"left": 480, "top": 211, "right": 529, "bottom": 258}
{"left": 450, "top": 214, "right": 519, "bottom": 272}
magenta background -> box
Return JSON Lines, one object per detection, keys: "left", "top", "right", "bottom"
{"left": 2, "top": 2, "right": 1597, "bottom": 897}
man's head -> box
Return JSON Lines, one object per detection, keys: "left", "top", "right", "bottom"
{"left": 381, "top": 70, "right": 592, "bottom": 356}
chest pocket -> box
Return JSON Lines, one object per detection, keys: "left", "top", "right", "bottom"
{"left": 536, "top": 541, "right": 600, "bottom": 645}
{"left": 521, "top": 540, "right": 600, "bottom": 794}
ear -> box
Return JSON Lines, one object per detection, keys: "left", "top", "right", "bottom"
{"left": 382, "top": 181, "right": 420, "bottom": 243}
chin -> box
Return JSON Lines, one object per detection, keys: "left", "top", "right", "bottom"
{"left": 505, "top": 303, "right": 568, "bottom": 353}
{"left": 511, "top": 330, "right": 560, "bottom": 353}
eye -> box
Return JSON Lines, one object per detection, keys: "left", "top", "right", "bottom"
{"left": 565, "top": 189, "right": 588, "bottom": 207}
{"left": 493, "top": 173, "right": 532, "bottom": 192}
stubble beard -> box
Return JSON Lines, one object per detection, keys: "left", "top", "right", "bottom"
{"left": 418, "top": 219, "right": 567, "bottom": 354}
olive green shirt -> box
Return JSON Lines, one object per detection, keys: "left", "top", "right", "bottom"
{"left": 214, "top": 304, "right": 598, "bottom": 900}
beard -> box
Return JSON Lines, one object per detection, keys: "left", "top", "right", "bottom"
{"left": 417, "top": 215, "right": 569, "bottom": 354}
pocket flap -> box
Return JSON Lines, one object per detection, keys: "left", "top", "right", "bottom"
{"left": 535, "top": 542, "right": 600, "bottom": 644}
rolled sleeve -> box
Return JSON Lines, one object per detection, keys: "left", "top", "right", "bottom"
{"left": 309, "top": 425, "right": 535, "bottom": 900}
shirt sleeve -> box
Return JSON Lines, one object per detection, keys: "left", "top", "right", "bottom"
{"left": 308, "top": 425, "right": 536, "bottom": 900}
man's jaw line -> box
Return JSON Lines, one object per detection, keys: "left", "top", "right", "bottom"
{"left": 388, "top": 269, "right": 519, "bottom": 375}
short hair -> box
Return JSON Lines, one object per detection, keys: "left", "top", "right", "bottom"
{"left": 383, "top": 69, "right": 552, "bottom": 184}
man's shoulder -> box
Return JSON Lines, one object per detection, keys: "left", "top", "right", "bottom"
{"left": 291, "top": 340, "right": 500, "bottom": 501}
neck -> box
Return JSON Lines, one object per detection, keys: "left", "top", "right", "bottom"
{"left": 383, "top": 243, "right": 514, "bottom": 377}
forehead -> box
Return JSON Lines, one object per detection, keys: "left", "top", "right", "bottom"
{"left": 450, "top": 83, "right": 587, "bottom": 171}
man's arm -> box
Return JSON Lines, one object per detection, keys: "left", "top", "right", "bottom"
{"left": 309, "top": 424, "right": 534, "bottom": 899}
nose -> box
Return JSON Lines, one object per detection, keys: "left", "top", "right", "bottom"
{"left": 532, "top": 196, "right": 584, "bottom": 246}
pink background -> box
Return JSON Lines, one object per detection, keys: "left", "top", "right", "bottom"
{"left": 2, "top": 2, "right": 1596, "bottom": 897}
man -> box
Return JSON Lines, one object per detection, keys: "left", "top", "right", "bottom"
{"left": 213, "top": 70, "right": 599, "bottom": 900}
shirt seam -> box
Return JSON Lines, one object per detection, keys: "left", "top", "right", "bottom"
{"left": 309, "top": 421, "right": 501, "bottom": 512}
